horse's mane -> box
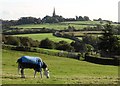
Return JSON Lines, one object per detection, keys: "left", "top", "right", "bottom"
{"left": 42, "top": 62, "right": 47, "bottom": 69}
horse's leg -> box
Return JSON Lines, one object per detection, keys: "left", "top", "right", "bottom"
{"left": 18, "top": 63, "right": 20, "bottom": 74}
{"left": 40, "top": 71, "right": 42, "bottom": 78}
{"left": 21, "top": 68, "right": 25, "bottom": 78}
{"left": 34, "top": 70, "right": 37, "bottom": 78}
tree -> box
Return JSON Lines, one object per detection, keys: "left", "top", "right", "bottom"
{"left": 42, "top": 15, "right": 64, "bottom": 23}
{"left": 83, "top": 16, "right": 90, "bottom": 21}
{"left": 4, "top": 36, "right": 20, "bottom": 46}
{"left": 71, "top": 41, "right": 86, "bottom": 52}
{"left": 39, "top": 38, "right": 55, "bottom": 49}
{"left": 79, "top": 16, "right": 84, "bottom": 21}
{"left": 86, "top": 44, "right": 94, "bottom": 55}
{"left": 98, "top": 23, "right": 120, "bottom": 57}
{"left": 56, "top": 41, "right": 74, "bottom": 51}
{"left": 83, "top": 35, "right": 99, "bottom": 51}
{"left": 17, "top": 17, "right": 40, "bottom": 25}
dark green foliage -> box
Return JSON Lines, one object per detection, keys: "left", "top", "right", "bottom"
{"left": 76, "top": 16, "right": 84, "bottom": 21}
{"left": 17, "top": 17, "right": 41, "bottom": 25}
{"left": 56, "top": 41, "right": 74, "bottom": 51}
{"left": 42, "top": 15, "right": 64, "bottom": 23}
{"left": 2, "top": 35, "right": 39, "bottom": 48}
{"left": 86, "top": 44, "right": 94, "bottom": 52}
{"left": 15, "top": 46, "right": 31, "bottom": 51}
{"left": 113, "top": 25, "right": 120, "bottom": 35}
{"left": 39, "top": 38, "right": 55, "bottom": 49}
{"left": 84, "top": 16, "right": 90, "bottom": 21}
{"left": 75, "top": 16, "right": 90, "bottom": 21}
{"left": 98, "top": 24, "right": 120, "bottom": 56}
{"left": 3, "top": 35, "right": 20, "bottom": 46}
{"left": 83, "top": 35, "right": 99, "bottom": 51}
{"left": 67, "top": 26, "right": 76, "bottom": 32}
{"left": 71, "top": 41, "right": 86, "bottom": 52}
{"left": 2, "top": 20, "right": 17, "bottom": 31}
{"left": 85, "top": 55, "right": 119, "bottom": 66}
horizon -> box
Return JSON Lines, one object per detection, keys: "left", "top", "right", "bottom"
{"left": 0, "top": 0, "right": 119, "bottom": 22}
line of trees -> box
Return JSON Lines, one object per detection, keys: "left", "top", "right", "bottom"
{"left": 1, "top": 15, "right": 91, "bottom": 30}
{"left": 2, "top": 35, "right": 74, "bottom": 52}
{"left": 2, "top": 35, "right": 94, "bottom": 53}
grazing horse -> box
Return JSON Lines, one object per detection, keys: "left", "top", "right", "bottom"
{"left": 17, "top": 56, "right": 50, "bottom": 78}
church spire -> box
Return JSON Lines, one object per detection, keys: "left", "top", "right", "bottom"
{"left": 53, "top": 7, "right": 56, "bottom": 17}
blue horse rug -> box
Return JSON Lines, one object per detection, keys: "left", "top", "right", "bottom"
{"left": 18, "top": 56, "right": 43, "bottom": 67}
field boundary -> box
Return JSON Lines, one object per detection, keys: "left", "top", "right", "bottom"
{"left": 2, "top": 44, "right": 79, "bottom": 60}
{"left": 85, "top": 55, "right": 120, "bottom": 66}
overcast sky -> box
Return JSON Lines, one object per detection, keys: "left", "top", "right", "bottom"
{"left": 0, "top": 0, "right": 119, "bottom": 22}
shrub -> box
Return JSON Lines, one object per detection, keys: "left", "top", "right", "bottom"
{"left": 39, "top": 38, "right": 55, "bottom": 49}
{"left": 56, "top": 41, "right": 74, "bottom": 51}
{"left": 4, "top": 36, "right": 20, "bottom": 46}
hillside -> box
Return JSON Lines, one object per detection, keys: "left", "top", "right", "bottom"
{"left": 14, "top": 33, "right": 73, "bottom": 43}
{"left": 2, "top": 49, "right": 118, "bottom": 84}
{"left": 11, "top": 21, "right": 101, "bottom": 30}
{"left": 11, "top": 21, "right": 118, "bottom": 30}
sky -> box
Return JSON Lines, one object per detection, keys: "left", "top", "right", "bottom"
{"left": 0, "top": 0, "right": 119, "bottom": 22}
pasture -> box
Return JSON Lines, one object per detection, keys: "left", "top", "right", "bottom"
{"left": 11, "top": 21, "right": 101, "bottom": 30}
{"left": 2, "top": 49, "right": 118, "bottom": 84}
{"left": 60, "top": 31, "right": 103, "bottom": 37}
{"left": 14, "top": 33, "right": 73, "bottom": 43}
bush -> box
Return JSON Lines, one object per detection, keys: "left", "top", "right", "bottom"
{"left": 2, "top": 35, "right": 40, "bottom": 48}
{"left": 15, "top": 46, "right": 31, "bottom": 51}
{"left": 85, "top": 55, "right": 119, "bottom": 65}
{"left": 3, "top": 36, "right": 20, "bottom": 46}
{"left": 56, "top": 41, "right": 74, "bottom": 51}
{"left": 71, "top": 41, "right": 86, "bottom": 52}
{"left": 39, "top": 38, "right": 55, "bottom": 49}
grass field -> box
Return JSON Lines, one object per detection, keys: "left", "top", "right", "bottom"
{"left": 2, "top": 49, "right": 118, "bottom": 84}
{"left": 14, "top": 33, "right": 73, "bottom": 43}
{"left": 11, "top": 21, "right": 119, "bottom": 30}
{"left": 11, "top": 21, "right": 101, "bottom": 30}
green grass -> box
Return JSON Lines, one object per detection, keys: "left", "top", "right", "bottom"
{"left": 61, "top": 21, "right": 101, "bottom": 25}
{"left": 11, "top": 21, "right": 119, "bottom": 30}
{"left": 14, "top": 33, "right": 73, "bottom": 43}
{"left": 12, "top": 23, "right": 69, "bottom": 30}
{"left": 2, "top": 49, "right": 118, "bottom": 84}
{"left": 11, "top": 21, "right": 102, "bottom": 30}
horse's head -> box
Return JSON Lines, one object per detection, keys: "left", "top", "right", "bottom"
{"left": 44, "top": 68, "right": 50, "bottom": 78}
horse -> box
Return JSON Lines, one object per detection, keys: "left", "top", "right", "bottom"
{"left": 17, "top": 56, "right": 50, "bottom": 78}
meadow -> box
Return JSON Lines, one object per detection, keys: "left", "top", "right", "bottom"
{"left": 14, "top": 33, "right": 73, "bottom": 43}
{"left": 2, "top": 49, "right": 118, "bottom": 84}
{"left": 11, "top": 21, "right": 101, "bottom": 30}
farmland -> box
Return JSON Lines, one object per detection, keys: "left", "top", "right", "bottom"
{"left": 11, "top": 21, "right": 101, "bottom": 30}
{"left": 11, "top": 21, "right": 119, "bottom": 30}
{"left": 2, "top": 49, "right": 118, "bottom": 84}
{"left": 14, "top": 33, "right": 73, "bottom": 43}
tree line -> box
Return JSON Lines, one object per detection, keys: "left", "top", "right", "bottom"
{"left": 2, "top": 23, "right": 120, "bottom": 57}
{"left": 1, "top": 15, "right": 91, "bottom": 29}
{"left": 2, "top": 35, "right": 95, "bottom": 53}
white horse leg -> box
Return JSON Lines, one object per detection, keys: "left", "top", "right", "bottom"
{"left": 21, "top": 68, "right": 25, "bottom": 78}
{"left": 18, "top": 64, "right": 20, "bottom": 75}
{"left": 34, "top": 70, "right": 37, "bottom": 78}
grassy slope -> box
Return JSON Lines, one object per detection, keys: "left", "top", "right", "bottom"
{"left": 11, "top": 21, "right": 101, "bottom": 30}
{"left": 2, "top": 49, "right": 118, "bottom": 84}
{"left": 11, "top": 21, "right": 119, "bottom": 30}
{"left": 14, "top": 33, "right": 73, "bottom": 43}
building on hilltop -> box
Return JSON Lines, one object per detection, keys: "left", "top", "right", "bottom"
{"left": 53, "top": 7, "right": 56, "bottom": 17}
